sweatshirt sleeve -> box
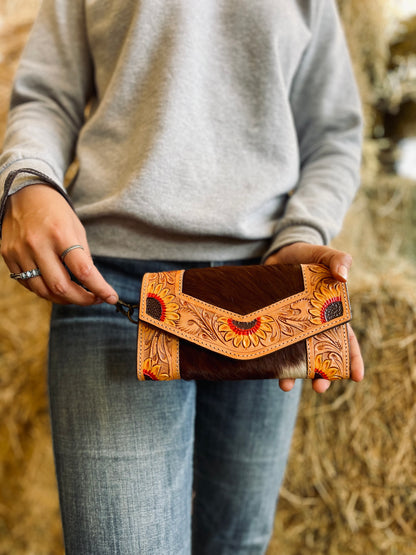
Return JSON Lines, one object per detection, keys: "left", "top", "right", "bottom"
{"left": 264, "top": 0, "right": 363, "bottom": 258}
{"left": 0, "top": 0, "right": 93, "bottom": 225}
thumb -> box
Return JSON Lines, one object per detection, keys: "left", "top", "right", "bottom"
{"left": 290, "top": 244, "right": 353, "bottom": 282}
{"left": 324, "top": 249, "right": 352, "bottom": 282}
{"left": 269, "top": 243, "right": 353, "bottom": 282}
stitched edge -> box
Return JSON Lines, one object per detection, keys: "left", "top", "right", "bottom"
{"left": 306, "top": 337, "right": 314, "bottom": 379}
{"left": 137, "top": 321, "right": 145, "bottom": 380}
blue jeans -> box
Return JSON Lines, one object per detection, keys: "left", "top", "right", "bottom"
{"left": 48, "top": 256, "right": 302, "bottom": 555}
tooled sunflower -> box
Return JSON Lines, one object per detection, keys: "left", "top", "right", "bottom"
{"left": 310, "top": 282, "right": 343, "bottom": 325}
{"left": 218, "top": 315, "right": 273, "bottom": 348}
{"left": 142, "top": 358, "right": 161, "bottom": 381}
{"left": 146, "top": 282, "right": 179, "bottom": 324}
{"left": 313, "top": 354, "right": 339, "bottom": 380}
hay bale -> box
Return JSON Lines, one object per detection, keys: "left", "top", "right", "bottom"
{"left": 267, "top": 3, "right": 416, "bottom": 553}
{"left": 0, "top": 4, "right": 64, "bottom": 554}
{"left": 336, "top": 0, "right": 392, "bottom": 139}
{"left": 363, "top": 175, "right": 416, "bottom": 263}
{"left": 269, "top": 260, "right": 416, "bottom": 555}
{"left": 1, "top": 1, "right": 415, "bottom": 554}
{"left": 0, "top": 262, "right": 63, "bottom": 555}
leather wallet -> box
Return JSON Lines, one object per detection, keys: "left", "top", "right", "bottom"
{"left": 137, "top": 263, "right": 351, "bottom": 381}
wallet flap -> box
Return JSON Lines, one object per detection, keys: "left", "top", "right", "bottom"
{"left": 139, "top": 264, "right": 351, "bottom": 360}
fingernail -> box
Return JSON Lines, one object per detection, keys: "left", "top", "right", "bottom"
{"left": 338, "top": 264, "right": 348, "bottom": 281}
{"left": 106, "top": 294, "right": 118, "bottom": 304}
{"left": 322, "top": 381, "right": 331, "bottom": 392}
{"left": 94, "top": 298, "right": 104, "bottom": 305}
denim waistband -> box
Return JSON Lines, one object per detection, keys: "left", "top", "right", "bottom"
{"left": 92, "top": 254, "right": 261, "bottom": 273}
{"left": 90, "top": 255, "right": 262, "bottom": 305}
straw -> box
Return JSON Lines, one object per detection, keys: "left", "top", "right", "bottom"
{"left": 0, "top": 1, "right": 415, "bottom": 553}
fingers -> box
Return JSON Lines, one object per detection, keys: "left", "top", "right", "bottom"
{"left": 279, "top": 378, "right": 295, "bottom": 392}
{"left": 33, "top": 245, "right": 118, "bottom": 305}
{"left": 279, "top": 376, "right": 331, "bottom": 393}
{"left": 5, "top": 251, "right": 67, "bottom": 303}
{"left": 7, "top": 250, "right": 119, "bottom": 306}
{"left": 311, "top": 378, "right": 331, "bottom": 393}
{"left": 265, "top": 242, "right": 353, "bottom": 282}
{"left": 348, "top": 324, "right": 365, "bottom": 382}
{"left": 6, "top": 258, "right": 36, "bottom": 294}
{"left": 321, "top": 249, "right": 352, "bottom": 283}
{"left": 5, "top": 249, "right": 95, "bottom": 305}
{"left": 279, "top": 325, "right": 364, "bottom": 394}
{"left": 59, "top": 246, "right": 119, "bottom": 304}
{"left": 3, "top": 229, "right": 118, "bottom": 305}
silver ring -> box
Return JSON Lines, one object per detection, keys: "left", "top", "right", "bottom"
{"left": 60, "top": 244, "right": 84, "bottom": 262}
{"left": 10, "top": 268, "right": 42, "bottom": 280}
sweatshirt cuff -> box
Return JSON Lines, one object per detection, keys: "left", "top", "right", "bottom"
{"left": 0, "top": 159, "right": 73, "bottom": 237}
{"left": 0, "top": 158, "right": 64, "bottom": 195}
{"left": 262, "top": 225, "right": 325, "bottom": 262}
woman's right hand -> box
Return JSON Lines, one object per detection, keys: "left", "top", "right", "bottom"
{"left": 1, "top": 184, "right": 119, "bottom": 305}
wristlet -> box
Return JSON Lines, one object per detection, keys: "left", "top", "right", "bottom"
{"left": 121, "top": 263, "right": 351, "bottom": 381}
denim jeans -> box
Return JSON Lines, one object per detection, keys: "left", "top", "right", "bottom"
{"left": 48, "top": 256, "right": 302, "bottom": 555}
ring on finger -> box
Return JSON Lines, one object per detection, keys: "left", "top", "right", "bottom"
{"left": 60, "top": 244, "right": 84, "bottom": 262}
{"left": 10, "top": 268, "right": 42, "bottom": 280}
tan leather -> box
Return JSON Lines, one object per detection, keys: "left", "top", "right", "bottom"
{"left": 306, "top": 326, "right": 350, "bottom": 380}
{"left": 137, "top": 264, "right": 351, "bottom": 381}
{"left": 137, "top": 322, "right": 181, "bottom": 381}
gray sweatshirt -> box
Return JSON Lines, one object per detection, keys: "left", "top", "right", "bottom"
{"left": 0, "top": 0, "right": 362, "bottom": 262}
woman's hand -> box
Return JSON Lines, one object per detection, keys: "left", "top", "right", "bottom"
{"left": 1, "top": 184, "right": 119, "bottom": 305}
{"left": 265, "top": 242, "right": 364, "bottom": 393}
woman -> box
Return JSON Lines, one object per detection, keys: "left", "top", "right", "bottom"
{"left": 0, "top": 1, "right": 364, "bottom": 553}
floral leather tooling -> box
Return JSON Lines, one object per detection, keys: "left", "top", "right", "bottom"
{"left": 137, "top": 264, "right": 351, "bottom": 381}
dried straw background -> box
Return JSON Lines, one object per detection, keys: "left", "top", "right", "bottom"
{"left": 0, "top": 1, "right": 415, "bottom": 554}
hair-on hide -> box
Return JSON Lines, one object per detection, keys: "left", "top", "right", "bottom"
{"left": 180, "top": 263, "right": 307, "bottom": 380}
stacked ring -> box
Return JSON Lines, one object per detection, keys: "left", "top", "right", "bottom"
{"left": 60, "top": 244, "right": 84, "bottom": 262}
{"left": 10, "top": 268, "right": 42, "bottom": 280}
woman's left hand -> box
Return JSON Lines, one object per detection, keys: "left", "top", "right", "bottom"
{"left": 265, "top": 242, "right": 365, "bottom": 393}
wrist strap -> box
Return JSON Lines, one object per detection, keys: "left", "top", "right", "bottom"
{"left": 116, "top": 299, "right": 139, "bottom": 324}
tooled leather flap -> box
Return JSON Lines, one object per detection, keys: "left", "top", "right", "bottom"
{"left": 138, "top": 264, "right": 351, "bottom": 361}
